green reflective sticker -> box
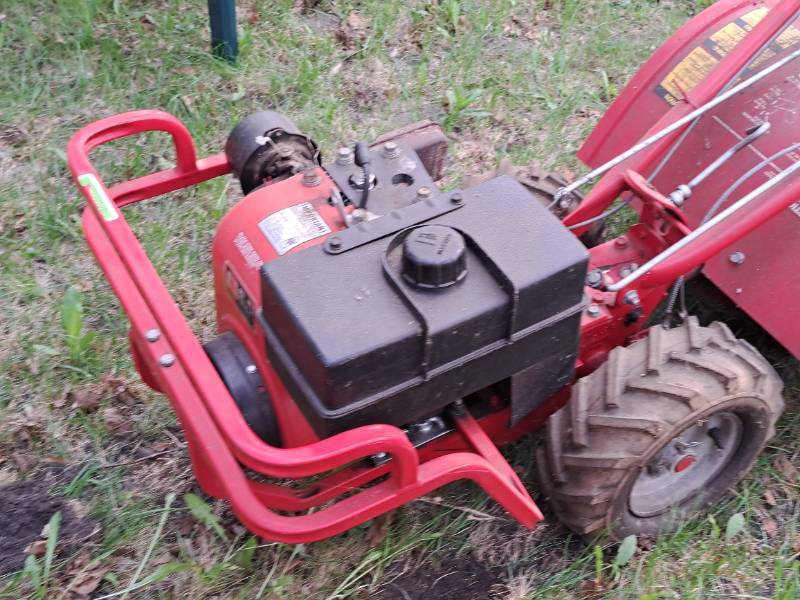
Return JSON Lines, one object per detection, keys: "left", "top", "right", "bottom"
{"left": 78, "top": 173, "right": 119, "bottom": 221}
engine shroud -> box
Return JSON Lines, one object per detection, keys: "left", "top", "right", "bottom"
{"left": 259, "top": 176, "right": 588, "bottom": 436}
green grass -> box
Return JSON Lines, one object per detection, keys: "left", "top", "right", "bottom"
{"left": 0, "top": 0, "right": 797, "bottom": 598}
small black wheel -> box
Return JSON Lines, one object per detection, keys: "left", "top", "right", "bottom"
{"left": 225, "top": 111, "right": 319, "bottom": 194}
{"left": 204, "top": 331, "right": 282, "bottom": 446}
{"left": 538, "top": 317, "right": 784, "bottom": 540}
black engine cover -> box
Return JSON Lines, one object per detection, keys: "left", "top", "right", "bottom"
{"left": 259, "top": 176, "right": 588, "bottom": 436}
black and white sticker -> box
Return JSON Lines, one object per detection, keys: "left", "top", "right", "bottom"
{"left": 258, "top": 202, "right": 331, "bottom": 255}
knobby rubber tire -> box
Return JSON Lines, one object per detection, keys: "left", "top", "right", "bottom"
{"left": 538, "top": 317, "right": 784, "bottom": 540}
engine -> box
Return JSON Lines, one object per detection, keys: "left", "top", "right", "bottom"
{"left": 210, "top": 113, "right": 588, "bottom": 441}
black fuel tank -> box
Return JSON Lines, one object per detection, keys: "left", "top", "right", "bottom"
{"left": 259, "top": 176, "right": 588, "bottom": 436}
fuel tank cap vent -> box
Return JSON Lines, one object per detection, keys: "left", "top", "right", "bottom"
{"left": 401, "top": 225, "right": 467, "bottom": 289}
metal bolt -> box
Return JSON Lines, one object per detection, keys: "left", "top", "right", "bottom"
{"left": 416, "top": 186, "right": 432, "bottom": 200}
{"left": 371, "top": 452, "right": 390, "bottom": 464}
{"left": 619, "top": 262, "right": 639, "bottom": 278}
{"left": 159, "top": 353, "right": 175, "bottom": 367}
{"left": 144, "top": 329, "right": 160, "bottom": 342}
{"left": 450, "top": 399, "right": 467, "bottom": 417}
{"left": 328, "top": 236, "right": 342, "bottom": 250}
{"left": 623, "top": 290, "right": 641, "bottom": 306}
{"left": 586, "top": 304, "right": 601, "bottom": 317}
{"left": 277, "top": 145, "right": 294, "bottom": 159}
{"left": 729, "top": 251, "right": 746, "bottom": 265}
{"left": 302, "top": 167, "right": 321, "bottom": 187}
{"left": 349, "top": 171, "right": 376, "bottom": 190}
{"left": 336, "top": 146, "right": 354, "bottom": 165}
{"left": 245, "top": 364, "right": 257, "bottom": 375}
{"left": 350, "top": 208, "right": 368, "bottom": 223}
{"left": 382, "top": 141, "right": 400, "bottom": 159}
{"left": 675, "top": 440, "right": 699, "bottom": 453}
{"left": 450, "top": 192, "right": 464, "bottom": 205}
{"left": 614, "top": 237, "right": 629, "bottom": 249}
{"left": 586, "top": 269, "right": 604, "bottom": 288}
{"left": 414, "top": 419, "right": 435, "bottom": 434}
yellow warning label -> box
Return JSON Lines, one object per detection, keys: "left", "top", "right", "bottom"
{"left": 657, "top": 46, "right": 719, "bottom": 105}
{"left": 655, "top": 7, "right": 800, "bottom": 106}
{"left": 776, "top": 26, "right": 800, "bottom": 49}
{"left": 739, "top": 7, "right": 769, "bottom": 29}
{"left": 710, "top": 22, "right": 749, "bottom": 55}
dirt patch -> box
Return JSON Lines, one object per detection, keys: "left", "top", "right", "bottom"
{"left": 0, "top": 468, "right": 96, "bottom": 575}
{"left": 375, "top": 556, "right": 502, "bottom": 600}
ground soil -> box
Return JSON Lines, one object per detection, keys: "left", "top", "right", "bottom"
{"left": 0, "top": 468, "right": 96, "bottom": 575}
{"left": 375, "top": 556, "right": 502, "bottom": 600}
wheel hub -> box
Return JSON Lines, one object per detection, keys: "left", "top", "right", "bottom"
{"left": 673, "top": 454, "right": 696, "bottom": 473}
{"left": 629, "top": 412, "right": 743, "bottom": 518}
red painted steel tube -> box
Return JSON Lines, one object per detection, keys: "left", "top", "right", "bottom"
{"left": 635, "top": 177, "right": 800, "bottom": 289}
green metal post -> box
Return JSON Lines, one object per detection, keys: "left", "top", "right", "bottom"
{"left": 208, "top": 0, "right": 238, "bottom": 62}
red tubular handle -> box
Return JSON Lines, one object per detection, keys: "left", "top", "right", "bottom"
{"left": 68, "top": 110, "right": 199, "bottom": 176}
{"left": 67, "top": 110, "right": 231, "bottom": 210}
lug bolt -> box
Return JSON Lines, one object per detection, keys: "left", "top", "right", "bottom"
{"left": 729, "top": 251, "right": 746, "bottom": 265}
{"left": 302, "top": 167, "right": 321, "bottom": 187}
{"left": 674, "top": 440, "right": 699, "bottom": 453}
{"left": 382, "top": 141, "right": 400, "bottom": 159}
{"left": 586, "top": 304, "right": 601, "bottom": 317}
{"left": 416, "top": 186, "right": 433, "bottom": 200}
{"left": 336, "top": 146, "right": 354, "bottom": 165}
{"left": 159, "top": 353, "right": 175, "bottom": 367}
{"left": 145, "top": 329, "right": 161, "bottom": 343}
{"left": 277, "top": 145, "right": 294, "bottom": 159}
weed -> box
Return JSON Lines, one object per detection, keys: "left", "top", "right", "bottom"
{"left": 21, "top": 511, "right": 61, "bottom": 600}
{"left": 59, "top": 286, "right": 96, "bottom": 370}
{"left": 442, "top": 86, "right": 491, "bottom": 131}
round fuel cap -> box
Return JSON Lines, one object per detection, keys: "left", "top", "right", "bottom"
{"left": 401, "top": 225, "right": 467, "bottom": 289}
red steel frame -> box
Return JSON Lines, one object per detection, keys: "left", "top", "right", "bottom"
{"left": 67, "top": 0, "right": 800, "bottom": 543}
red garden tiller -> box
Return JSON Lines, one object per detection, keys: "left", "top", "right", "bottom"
{"left": 67, "top": 0, "right": 800, "bottom": 543}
